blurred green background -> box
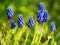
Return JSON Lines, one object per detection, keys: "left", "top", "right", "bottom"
{"left": 0, "top": 0, "right": 60, "bottom": 45}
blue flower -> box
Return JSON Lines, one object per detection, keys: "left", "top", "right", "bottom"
{"left": 18, "top": 14, "right": 24, "bottom": 28}
{"left": 38, "top": 2, "right": 44, "bottom": 13}
{"left": 37, "top": 10, "right": 44, "bottom": 24}
{"left": 50, "top": 22, "right": 56, "bottom": 31}
{"left": 7, "top": 6, "right": 13, "bottom": 20}
{"left": 28, "top": 16, "right": 34, "bottom": 28}
{"left": 43, "top": 10, "right": 49, "bottom": 22}
{"left": 11, "top": 20, "right": 16, "bottom": 29}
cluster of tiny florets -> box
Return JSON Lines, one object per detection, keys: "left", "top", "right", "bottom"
{"left": 11, "top": 20, "right": 16, "bottom": 29}
{"left": 50, "top": 22, "right": 56, "bottom": 31}
{"left": 28, "top": 16, "right": 34, "bottom": 28}
{"left": 7, "top": 7, "right": 13, "bottom": 20}
{"left": 18, "top": 14, "right": 24, "bottom": 28}
{"left": 43, "top": 10, "right": 49, "bottom": 22}
{"left": 37, "top": 10, "right": 44, "bottom": 24}
{"left": 38, "top": 2, "right": 44, "bottom": 13}
{"left": 37, "top": 3, "right": 49, "bottom": 24}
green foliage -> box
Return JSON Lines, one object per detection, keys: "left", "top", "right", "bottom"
{"left": 0, "top": 0, "right": 60, "bottom": 45}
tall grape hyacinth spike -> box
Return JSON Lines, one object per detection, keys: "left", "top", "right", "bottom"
{"left": 28, "top": 16, "right": 34, "bottom": 28}
{"left": 43, "top": 10, "right": 49, "bottom": 22}
{"left": 38, "top": 2, "right": 44, "bottom": 13}
{"left": 18, "top": 14, "right": 24, "bottom": 28}
{"left": 7, "top": 6, "right": 13, "bottom": 20}
{"left": 11, "top": 20, "right": 16, "bottom": 29}
{"left": 37, "top": 2, "right": 49, "bottom": 24}
{"left": 50, "top": 22, "right": 56, "bottom": 31}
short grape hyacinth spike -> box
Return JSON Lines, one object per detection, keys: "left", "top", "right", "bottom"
{"left": 50, "top": 22, "right": 56, "bottom": 31}
{"left": 37, "top": 10, "right": 44, "bottom": 24}
{"left": 38, "top": 2, "right": 44, "bottom": 13}
{"left": 28, "top": 16, "right": 34, "bottom": 28}
{"left": 18, "top": 14, "right": 24, "bottom": 28}
{"left": 11, "top": 20, "right": 16, "bottom": 29}
{"left": 7, "top": 6, "right": 13, "bottom": 20}
{"left": 43, "top": 10, "right": 49, "bottom": 22}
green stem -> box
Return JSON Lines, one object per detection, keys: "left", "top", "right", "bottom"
{"left": 13, "top": 25, "right": 26, "bottom": 44}
{"left": 31, "top": 22, "right": 43, "bottom": 45}
{"left": 24, "top": 29, "right": 30, "bottom": 45}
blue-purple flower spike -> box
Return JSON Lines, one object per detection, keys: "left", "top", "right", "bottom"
{"left": 18, "top": 14, "right": 24, "bottom": 28}
{"left": 11, "top": 20, "right": 16, "bottom": 29}
{"left": 28, "top": 16, "right": 34, "bottom": 28}
{"left": 50, "top": 22, "right": 56, "bottom": 31}
{"left": 37, "top": 10, "right": 44, "bottom": 24}
{"left": 7, "top": 6, "right": 13, "bottom": 20}
{"left": 37, "top": 2, "right": 49, "bottom": 24}
{"left": 43, "top": 10, "right": 49, "bottom": 22}
{"left": 38, "top": 2, "right": 44, "bottom": 12}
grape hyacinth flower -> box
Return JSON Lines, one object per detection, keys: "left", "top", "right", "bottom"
{"left": 37, "top": 2, "right": 49, "bottom": 24}
{"left": 28, "top": 16, "right": 34, "bottom": 28}
{"left": 38, "top": 2, "right": 44, "bottom": 13}
{"left": 11, "top": 20, "right": 16, "bottom": 29}
{"left": 50, "top": 22, "right": 56, "bottom": 31}
{"left": 7, "top": 6, "right": 13, "bottom": 20}
{"left": 37, "top": 10, "right": 44, "bottom": 24}
{"left": 18, "top": 14, "right": 24, "bottom": 28}
{"left": 43, "top": 10, "right": 49, "bottom": 22}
